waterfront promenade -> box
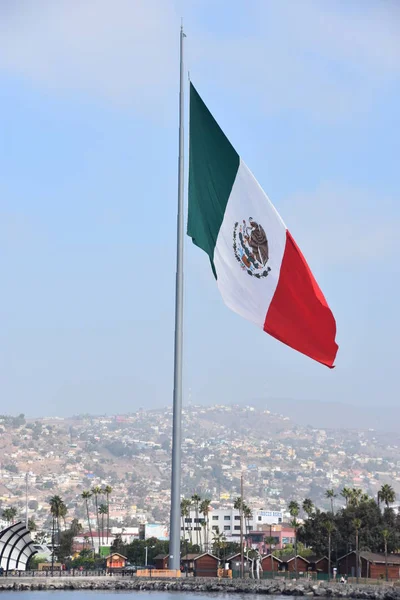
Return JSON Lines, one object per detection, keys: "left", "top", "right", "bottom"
{"left": 1, "top": 576, "right": 400, "bottom": 598}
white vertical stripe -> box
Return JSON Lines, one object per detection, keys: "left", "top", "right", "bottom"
{"left": 213, "top": 159, "right": 287, "bottom": 329}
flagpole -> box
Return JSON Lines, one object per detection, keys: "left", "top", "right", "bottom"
{"left": 169, "top": 22, "right": 185, "bottom": 571}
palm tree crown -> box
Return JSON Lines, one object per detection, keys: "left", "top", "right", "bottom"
{"left": 302, "top": 498, "right": 314, "bottom": 517}
{"left": 2, "top": 507, "right": 17, "bottom": 525}
{"left": 288, "top": 500, "right": 300, "bottom": 518}
{"left": 341, "top": 487, "right": 351, "bottom": 506}
{"left": 378, "top": 484, "right": 396, "bottom": 508}
{"left": 349, "top": 488, "right": 362, "bottom": 507}
{"left": 325, "top": 489, "right": 336, "bottom": 513}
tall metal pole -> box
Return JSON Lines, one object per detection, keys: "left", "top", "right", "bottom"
{"left": 240, "top": 474, "right": 244, "bottom": 578}
{"left": 25, "top": 472, "right": 28, "bottom": 528}
{"left": 169, "top": 23, "right": 185, "bottom": 571}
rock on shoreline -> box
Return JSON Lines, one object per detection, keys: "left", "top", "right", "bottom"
{"left": 1, "top": 577, "right": 400, "bottom": 598}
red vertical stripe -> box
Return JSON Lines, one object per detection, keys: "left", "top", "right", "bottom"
{"left": 264, "top": 230, "right": 338, "bottom": 368}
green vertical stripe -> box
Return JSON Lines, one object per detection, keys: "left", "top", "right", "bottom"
{"left": 187, "top": 83, "right": 239, "bottom": 277}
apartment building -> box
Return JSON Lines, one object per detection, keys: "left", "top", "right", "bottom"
{"left": 182, "top": 508, "right": 283, "bottom": 543}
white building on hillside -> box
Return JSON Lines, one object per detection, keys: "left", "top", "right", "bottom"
{"left": 182, "top": 507, "right": 283, "bottom": 546}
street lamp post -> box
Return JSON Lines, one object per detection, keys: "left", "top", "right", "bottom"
{"left": 145, "top": 545, "right": 155, "bottom": 568}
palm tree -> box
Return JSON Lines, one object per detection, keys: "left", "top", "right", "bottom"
{"left": 378, "top": 485, "right": 396, "bottom": 509}
{"left": 264, "top": 536, "right": 275, "bottom": 555}
{"left": 103, "top": 485, "right": 112, "bottom": 545}
{"left": 199, "top": 498, "right": 211, "bottom": 551}
{"left": 288, "top": 500, "right": 300, "bottom": 518}
{"left": 288, "top": 501, "right": 300, "bottom": 576}
{"left": 191, "top": 493, "right": 201, "bottom": 547}
{"left": 244, "top": 505, "right": 252, "bottom": 537}
{"left": 81, "top": 491, "right": 94, "bottom": 551}
{"left": 180, "top": 499, "right": 187, "bottom": 542}
{"left": 234, "top": 496, "right": 247, "bottom": 557}
{"left": 91, "top": 486, "right": 102, "bottom": 552}
{"left": 180, "top": 497, "right": 193, "bottom": 544}
{"left": 59, "top": 502, "right": 68, "bottom": 530}
{"left": 302, "top": 498, "right": 314, "bottom": 518}
{"left": 199, "top": 519, "right": 207, "bottom": 552}
{"left": 184, "top": 498, "right": 193, "bottom": 544}
{"left": 341, "top": 487, "right": 351, "bottom": 507}
{"left": 290, "top": 517, "right": 300, "bottom": 576}
{"left": 2, "top": 508, "right": 17, "bottom": 525}
{"left": 49, "top": 496, "right": 64, "bottom": 543}
{"left": 99, "top": 504, "right": 108, "bottom": 547}
{"left": 49, "top": 495, "right": 65, "bottom": 570}
{"left": 9, "top": 507, "right": 17, "bottom": 524}
{"left": 324, "top": 520, "right": 335, "bottom": 582}
{"left": 382, "top": 529, "right": 389, "bottom": 581}
{"left": 212, "top": 526, "right": 227, "bottom": 561}
{"left": 348, "top": 488, "right": 362, "bottom": 508}
{"left": 353, "top": 518, "right": 362, "bottom": 583}
{"left": 325, "top": 489, "right": 336, "bottom": 514}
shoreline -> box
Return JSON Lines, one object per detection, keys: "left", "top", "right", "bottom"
{"left": 0, "top": 577, "right": 400, "bottom": 597}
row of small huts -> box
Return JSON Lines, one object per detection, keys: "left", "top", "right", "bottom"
{"left": 154, "top": 552, "right": 328, "bottom": 577}
{"left": 154, "top": 551, "right": 400, "bottom": 579}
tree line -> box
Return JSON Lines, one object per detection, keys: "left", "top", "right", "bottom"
{"left": 287, "top": 484, "right": 398, "bottom": 577}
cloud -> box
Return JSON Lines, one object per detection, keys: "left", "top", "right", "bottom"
{"left": 278, "top": 183, "right": 399, "bottom": 266}
{"left": 0, "top": 0, "right": 178, "bottom": 115}
{"left": 188, "top": 0, "right": 400, "bottom": 121}
{"left": 0, "top": 0, "right": 398, "bottom": 122}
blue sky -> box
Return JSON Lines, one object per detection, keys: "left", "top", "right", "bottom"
{"left": 0, "top": 0, "right": 399, "bottom": 416}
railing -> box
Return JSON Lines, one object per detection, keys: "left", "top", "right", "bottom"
{"left": 2, "top": 569, "right": 400, "bottom": 584}
{"left": 0, "top": 570, "right": 137, "bottom": 578}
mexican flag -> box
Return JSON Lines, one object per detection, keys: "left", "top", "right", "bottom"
{"left": 187, "top": 83, "right": 338, "bottom": 368}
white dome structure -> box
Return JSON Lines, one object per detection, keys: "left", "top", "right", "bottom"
{"left": 0, "top": 521, "right": 37, "bottom": 571}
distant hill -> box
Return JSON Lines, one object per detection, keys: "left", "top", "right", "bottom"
{"left": 242, "top": 397, "right": 398, "bottom": 433}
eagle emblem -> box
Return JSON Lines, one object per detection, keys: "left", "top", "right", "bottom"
{"left": 233, "top": 219, "right": 271, "bottom": 279}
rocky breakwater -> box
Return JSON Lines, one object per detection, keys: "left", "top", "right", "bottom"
{"left": 1, "top": 576, "right": 400, "bottom": 598}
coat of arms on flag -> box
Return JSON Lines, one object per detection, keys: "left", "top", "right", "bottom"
{"left": 233, "top": 219, "right": 271, "bottom": 279}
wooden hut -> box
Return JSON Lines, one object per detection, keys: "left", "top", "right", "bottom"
{"left": 105, "top": 552, "right": 127, "bottom": 570}
{"left": 153, "top": 554, "right": 169, "bottom": 570}
{"left": 227, "top": 552, "right": 254, "bottom": 575}
{"left": 261, "top": 554, "right": 282, "bottom": 572}
{"left": 181, "top": 552, "right": 219, "bottom": 577}
{"left": 338, "top": 551, "right": 400, "bottom": 579}
{"left": 282, "top": 555, "right": 310, "bottom": 573}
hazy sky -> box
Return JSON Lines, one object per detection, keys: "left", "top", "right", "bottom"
{"left": 1, "top": 0, "right": 399, "bottom": 416}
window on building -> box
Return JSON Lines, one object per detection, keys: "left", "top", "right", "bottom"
{"left": 234, "top": 526, "right": 240, "bottom": 531}
{"left": 212, "top": 515, "right": 219, "bottom": 521}
{"left": 184, "top": 518, "right": 192, "bottom": 523}
{"left": 248, "top": 526, "right": 253, "bottom": 531}
{"left": 224, "top": 516, "right": 231, "bottom": 520}
{"left": 278, "top": 518, "right": 282, "bottom": 523}
{"left": 224, "top": 525, "right": 230, "bottom": 531}
{"left": 234, "top": 516, "right": 240, "bottom": 520}
{"left": 212, "top": 526, "right": 218, "bottom": 531}
{"left": 258, "top": 516, "right": 262, "bottom": 521}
